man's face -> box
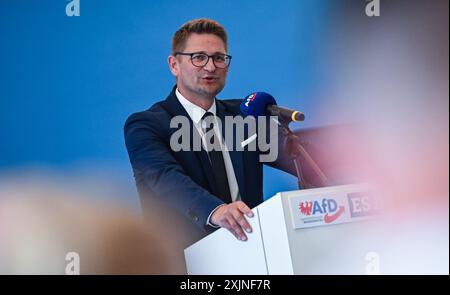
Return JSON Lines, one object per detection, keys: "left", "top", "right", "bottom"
{"left": 169, "top": 33, "right": 229, "bottom": 101}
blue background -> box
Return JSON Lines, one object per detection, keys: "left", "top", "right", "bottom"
{"left": 0, "top": 0, "right": 338, "bottom": 205}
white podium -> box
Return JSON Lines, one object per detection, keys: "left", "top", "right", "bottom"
{"left": 185, "top": 185, "right": 382, "bottom": 275}
{"left": 184, "top": 184, "right": 449, "bottom": 275}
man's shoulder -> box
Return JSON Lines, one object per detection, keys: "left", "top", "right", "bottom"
{"left": 218, "top": 98, "right": 243, "bottom": 114}
{"left": 220, "top": 98, "right": 242, "bottom": 105}
{"left": 124, "top": 95, "right": 244, "bottom": 127}
{"left": 123, "top": 99, "right": 174, "bottom": 139}
{"left": 125, "top": 100, "right": 169, "bottom": 125}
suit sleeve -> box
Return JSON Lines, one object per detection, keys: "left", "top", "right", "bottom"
{"left": 124, "top": 112, "right": 224, "bottom": 233}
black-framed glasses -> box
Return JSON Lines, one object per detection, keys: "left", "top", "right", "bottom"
{"left": 174, "top": 52, "right": 232, "bottom": 69}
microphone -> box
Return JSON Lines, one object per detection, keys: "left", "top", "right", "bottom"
{"left": 240, "top": 92, "right": 327, "bottom": 188}
{"left": 240, "top": 92, "right": 305, "bottom": 123}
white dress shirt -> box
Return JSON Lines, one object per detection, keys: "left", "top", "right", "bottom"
{"left": 175, "top": 89, "right": 241, "bottom": 226}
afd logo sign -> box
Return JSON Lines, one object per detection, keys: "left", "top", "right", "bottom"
{"left": 298, "top": 198, "right": 346, "bottom": 225}
{"left": 289, "top": 185, "right": 380, "bottom": 230}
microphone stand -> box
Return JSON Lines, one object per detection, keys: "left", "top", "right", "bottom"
{"left": 279, "top": 119, "right": 329, "bottom": 189}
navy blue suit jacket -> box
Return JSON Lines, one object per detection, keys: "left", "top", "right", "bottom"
{"left": 124, "top": 87, "right": 296, "bottom": 239}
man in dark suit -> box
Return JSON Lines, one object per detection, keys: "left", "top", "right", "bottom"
{"left": 124, "top": 18, "right": 295, "bottom": 246}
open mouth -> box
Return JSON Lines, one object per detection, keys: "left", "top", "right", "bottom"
{"left": 202, "top": 77, "right": 218, "bottom": 81}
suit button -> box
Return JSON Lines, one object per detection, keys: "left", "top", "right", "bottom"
{"left": 188, "top": 210, "right": 199, "bottom": 222}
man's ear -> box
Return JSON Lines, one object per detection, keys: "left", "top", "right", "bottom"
{"left": 168, "top": 55, "right": 179, "bottom": 77}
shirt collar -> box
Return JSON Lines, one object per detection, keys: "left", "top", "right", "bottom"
{"left": 175, "top": 88, "right": 216, "bottom": 125}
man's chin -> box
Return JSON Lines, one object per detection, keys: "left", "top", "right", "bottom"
{"left": 198, "top": 85, "right": 224, "bottom": 97}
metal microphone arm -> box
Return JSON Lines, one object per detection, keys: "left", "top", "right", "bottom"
{"left": 279, "top": 120, "right": 329, "bottom": 189}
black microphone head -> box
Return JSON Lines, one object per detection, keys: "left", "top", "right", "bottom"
{"left": 240, "top": 92, "right": 277, "bottom": 117}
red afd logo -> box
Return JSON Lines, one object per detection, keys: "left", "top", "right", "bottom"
{"left": 323, "top": 206, "right": 345, "bottom": 223}
{"left": 298, "top": 198, "right": 345, "bottom": 224}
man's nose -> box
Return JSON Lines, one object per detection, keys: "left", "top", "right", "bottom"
{"left": 203, "top": 57, "right": 216, "bottom": 72}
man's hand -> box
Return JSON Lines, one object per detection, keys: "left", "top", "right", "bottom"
{"left": 210, "top": 201, "right": 254, "bottom": 241}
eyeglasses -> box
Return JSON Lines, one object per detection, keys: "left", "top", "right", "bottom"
{"left": 174, "top": 52, "right": 232, "bottom": 69}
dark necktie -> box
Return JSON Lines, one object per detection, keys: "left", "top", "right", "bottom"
{"left": 201, "top": 112, "right": 232, "bottom": 204}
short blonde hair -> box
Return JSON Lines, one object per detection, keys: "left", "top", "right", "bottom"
{"left": 172, "top": 18, "right": 228, "bottom": 54}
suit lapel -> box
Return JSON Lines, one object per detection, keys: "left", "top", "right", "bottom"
{"left": 159, "top": 87, "right": 220, "bottom": 197}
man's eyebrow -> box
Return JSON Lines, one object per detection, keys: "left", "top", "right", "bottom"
{"left": 191, "top": 51, "right": 227, "bottom": 55}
